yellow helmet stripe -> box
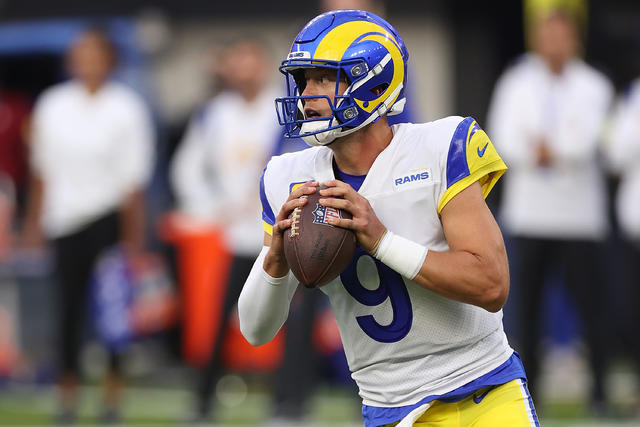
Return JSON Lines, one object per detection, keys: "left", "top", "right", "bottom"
{"left": 314, "top": 21, "right": 404, "bottom": 114}
{"left": 354, "top": 33, "right": 403, "bottom": 113}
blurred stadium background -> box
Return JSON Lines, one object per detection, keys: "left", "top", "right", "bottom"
{"left": 1, "top": 0, "right": 640, "bottom": 425}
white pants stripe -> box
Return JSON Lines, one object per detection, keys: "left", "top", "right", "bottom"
{"left": 517, "top": 378, "right": 540, "bottom": 427}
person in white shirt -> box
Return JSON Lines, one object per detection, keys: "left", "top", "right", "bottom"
{"left": 608, "top": 80, "right": 640, "bottom": 252}
{"left": 170, "top": 39, "right": 281, "bottom": 422}
{"left": 607, "top": 79, "right": 640, "bottom": 398}
{"left": 23, "top": 27, "right": 154, "bottom": 424}
{"left": 487, "top": 8, "right": 613, "bottom": 410}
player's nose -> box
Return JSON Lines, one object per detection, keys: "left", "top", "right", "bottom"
{"left": 301, "top": 79, "right": 318, "bottom": 97}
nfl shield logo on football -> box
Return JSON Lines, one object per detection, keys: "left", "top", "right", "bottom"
{"left": 312, "top": 203, "right": 341, "bottom": 226}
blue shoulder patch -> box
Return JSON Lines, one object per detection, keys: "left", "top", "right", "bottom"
{"left": 260, "top": 167, "right": 275, "bottom": 225}
{"left": 446, "top": 117, "right": 475, "bottom": 189}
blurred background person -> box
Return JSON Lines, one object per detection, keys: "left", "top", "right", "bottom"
{"left": 22, "top": 27, "right": 155, "bottom": 423}
{"left": 0, "top": 83, "right": 31, "bottom": 221}
{"left": 606, "top": 78, "right": 640, "bottom": 414}
{"left": 0, "top": 77, "right": 31, "bottom": 261}
{"left": 169, "top": 38, "right": 281, "bottom": 423}
{"left": 487, "top": 0, "right": 614, "bottom": 414}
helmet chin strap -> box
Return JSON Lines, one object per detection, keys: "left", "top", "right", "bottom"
{"left": 300, "top": 119, "right": 341, "bottom": 146}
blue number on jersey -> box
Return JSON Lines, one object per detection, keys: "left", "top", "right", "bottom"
{"left": 340, "top": 247, "right": 413, "bottom": 343}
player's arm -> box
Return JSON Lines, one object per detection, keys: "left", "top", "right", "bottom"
{"left": 413, "top": 182, "right": 509, "bottom": 312}
{"left": 237, "top": 182, "right": 318, "bottom": 346}
{"left": 320, "top": 118, "right": 509, "bottom": 312}
{"left": 319, "top": 180, "right": 508, "bottom": 312}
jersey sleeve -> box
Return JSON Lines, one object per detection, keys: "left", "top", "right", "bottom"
{"left": 437, "top": 116, "right": 507, "bottom": 213}
{"left": 260, "top": 164, "right": 277, "bottom": 236}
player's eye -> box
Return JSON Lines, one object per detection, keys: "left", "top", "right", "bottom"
{"left": 320, "top": 75, "right": 330, "bottom": 84}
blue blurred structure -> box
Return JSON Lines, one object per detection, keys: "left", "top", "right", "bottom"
{"left": 0, "top": 18, "right": 145, "bottom": 89}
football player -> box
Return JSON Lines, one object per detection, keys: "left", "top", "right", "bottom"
{"left": 238, "top": 9, "right": 539, "bottom": 426}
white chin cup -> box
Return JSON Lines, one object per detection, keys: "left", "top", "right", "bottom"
{"left": 300, "top": 119, "right": 341, "bottom": 146}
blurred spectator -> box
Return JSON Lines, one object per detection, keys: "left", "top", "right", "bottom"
{"left": 22, "top": 27, "right": 154, "bottom": 423}
{"left": 607, "top": 79, "right": 640, "bottom": 408}
{"left": 487, "top": 4, "right": 614, "bottom": 412}
{"left": 169, "top": 39, "right": 281, "bottom": 422}
{"left": 0, "top": 87, "right": 31, "bottom": 216}
{"left": 270, "top": 0, "right": 419, "bottom": 423}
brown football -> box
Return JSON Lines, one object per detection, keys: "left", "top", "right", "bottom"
{"left": 284, "top": 186, "right": 356, "bottom": 288}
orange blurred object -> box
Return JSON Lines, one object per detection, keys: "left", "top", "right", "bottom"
{"left": 222, "top": 310, "right": 284, "bottom": 372}
{"left": 158, "top": 212, "right": 283, "bottom": 370}
{"left": 158, "top": 212, "right": 232, "bottom": 367}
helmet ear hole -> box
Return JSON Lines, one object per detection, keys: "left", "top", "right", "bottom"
{"left": 370, "top": 83, "right": 389, "bottom": 96}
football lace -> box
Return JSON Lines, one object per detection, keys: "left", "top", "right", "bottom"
{"left": 290, "top": 206, "right": 301, "bottom": 237}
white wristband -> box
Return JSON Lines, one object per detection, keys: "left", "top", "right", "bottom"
{"left": 373, "top": 230, "right": 428, "bottom": 279}
{"left": 262, "top": 269, "right": 289, "bottom": 286}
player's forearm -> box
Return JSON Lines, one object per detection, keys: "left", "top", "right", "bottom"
{"left": 238, "top": 247, "right": 297, "bottom": 346}
{"left": 413, "top": 249, "right": 509, "bottom": 312}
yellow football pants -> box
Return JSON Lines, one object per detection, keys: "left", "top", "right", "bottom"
{"left": 387, "top": 379, "right": 539, "bottom": 427}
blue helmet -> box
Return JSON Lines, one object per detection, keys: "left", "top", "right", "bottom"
{"left": 275, "top": 9, "right": 409, "bottom": 146}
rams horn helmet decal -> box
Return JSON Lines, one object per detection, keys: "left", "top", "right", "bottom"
{"left": 275, "top": 9, "right": 409, "bottom": 146}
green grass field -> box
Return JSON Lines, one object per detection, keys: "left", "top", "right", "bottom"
{"left": 1, "top": 381, "right": 639, "bottom": 426}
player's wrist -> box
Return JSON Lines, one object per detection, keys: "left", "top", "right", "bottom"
{"left": 369, "top": 228, "right": 388, "bottom": 255}
{"left": 373, "top": 230, "right": 429, "bottom": 280}
{"left": 263, "top": 248, "right": 290, "bottom": 278}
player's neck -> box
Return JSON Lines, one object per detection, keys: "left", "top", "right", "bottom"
{"left": 330, "top": 118, "right": 393, "bottom": 175}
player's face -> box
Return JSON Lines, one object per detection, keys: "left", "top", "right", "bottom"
{"left": 300, "top": 68, "right": 348, "bottom": 119}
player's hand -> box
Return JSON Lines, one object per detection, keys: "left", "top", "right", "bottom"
{"left": 264, "top": 181, "right": 319, "bottom": 277}
{"left": 318, "top": 180, "right": 386, "bottom": 255}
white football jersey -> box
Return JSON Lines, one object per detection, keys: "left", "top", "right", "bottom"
{"left": 260, "top": 117, "right": 512, "bottom": 407}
